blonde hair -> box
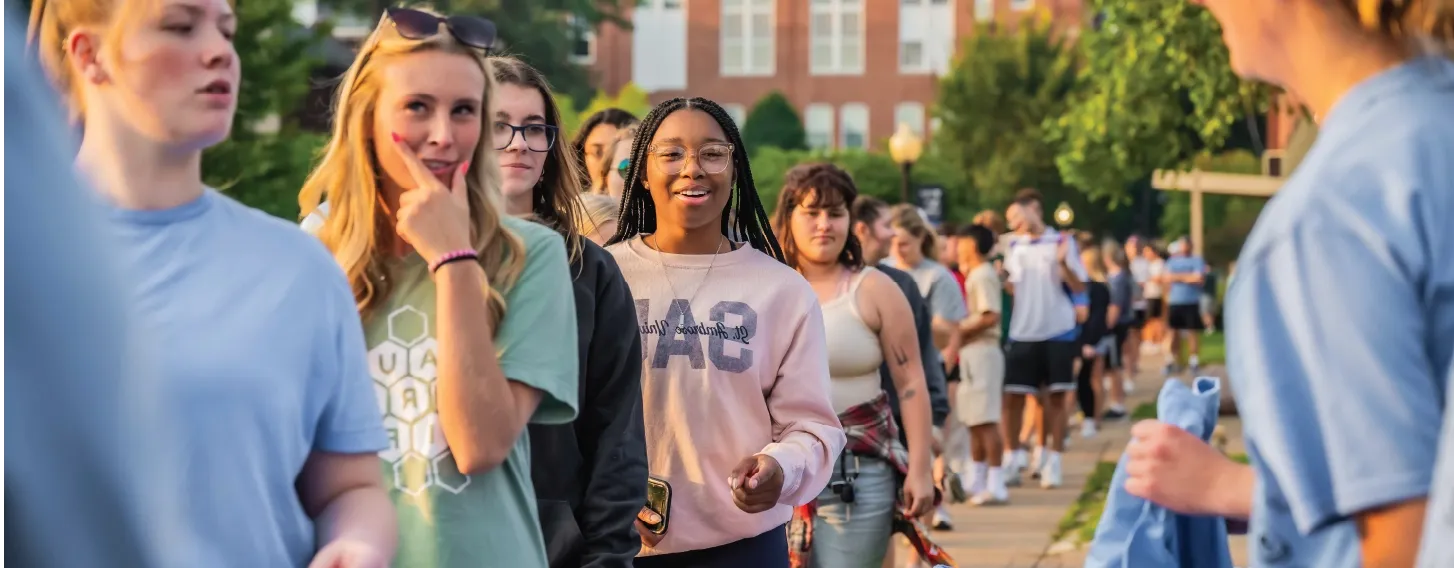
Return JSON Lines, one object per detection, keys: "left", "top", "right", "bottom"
{"left": 1101, "top": 238, "right": 1128, "bottom": 269}
{"left": 1081, "top": 244, "right": 1108, "bottom": 282}
{"left": 972, "top": 209, "right": 1006, "bottom": 235}
{"left": 889, "top": 204, "right": 937, "bottom": 260}
{"left": 594, "top": 124, "right": 638, "bottom": 193}
{"left": 27, "top": 0, "right": 164, "bottom": 123}
{"left": 297, "top": 10, "right": 524, "bottom": 324}
{"left": 577, "top": 193, "right": 620, "bottom": 236}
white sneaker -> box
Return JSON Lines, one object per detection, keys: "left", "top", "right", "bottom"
{"left": 1040, "top": 452, "right": 1063, "bottom": 489}
{"left": 1029, "top": 446, "right": 1044, "bottom": 480}
{"left": 1124, "top": 378, "right": 1136, "bottom": 394}
{"left": 1081, "top": 419, "right": 1098, "bottom": 438}
{"left": 970, "top": 487, "right": 1010, "bottom": 506}
{"left": 1004, "top": 449, "right": 1026, "bottom": 486}
{"left": 932, "top": 505, "right": 954, "bottom": 531}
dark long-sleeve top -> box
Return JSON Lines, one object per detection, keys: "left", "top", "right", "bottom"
{"left": 530, "top": 238, "right": 648, "bottom": 568}
{"left": 876, "top": 264, "right": 952, "bottom": 429}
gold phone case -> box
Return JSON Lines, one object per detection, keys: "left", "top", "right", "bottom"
{"left": 645, "top": 476, "right": 671, "bottom": 535}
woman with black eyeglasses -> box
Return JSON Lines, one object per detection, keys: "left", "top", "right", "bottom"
{"left": 299, "top": 8, "right": 580, "bottom": 568}
{"left": 489, "top": 55, "right": 650, "bottom": 568}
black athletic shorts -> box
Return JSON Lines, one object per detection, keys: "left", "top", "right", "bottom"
{"left": 1147, "top": 300, "right": 1165, "bottom": 319}
{"left": 1130, "top": 308, "right": 1148, "bottom": 329}
{"left": 1168, "top": 304, "right": 1205, "bottom": 331}
{"left": 1004, "top": 340, "right": 1078, "bottom": 395}
{"left": 1106, "top": 324, "right": 1129, "bottom": 370}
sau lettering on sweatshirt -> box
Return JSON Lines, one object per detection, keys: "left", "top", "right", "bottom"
{"left": 607, "top": 236, "right": 846, "bottom": 556}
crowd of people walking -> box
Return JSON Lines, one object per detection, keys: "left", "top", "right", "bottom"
{"left": 9, "top": 0, "right": 1454, "bottom": 567}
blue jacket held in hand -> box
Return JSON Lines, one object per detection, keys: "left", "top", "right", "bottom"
{"left": 1085, "top": 377, "right": 1234, "bottom": 568}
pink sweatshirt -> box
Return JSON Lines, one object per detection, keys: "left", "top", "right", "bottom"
{"left": 607, "top": 236, "right": 846, "bottom": 555}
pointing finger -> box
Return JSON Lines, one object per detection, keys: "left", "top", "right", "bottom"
{"left": 389, "top": 132, "right": 436, "bottom": 190}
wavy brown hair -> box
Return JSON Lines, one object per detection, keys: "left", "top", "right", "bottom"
{"left": 771, "top": 162, "right": 865, "bottom": 271}
{"left": 297, "top": 9, "right": 524, "bottom": 325}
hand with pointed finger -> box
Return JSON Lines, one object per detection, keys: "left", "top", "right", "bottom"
{"left": 728, "top": 454, "right": 784, "bottom": 513}
{"left": 389, "top": 133, "right": 474, "bottom": 264}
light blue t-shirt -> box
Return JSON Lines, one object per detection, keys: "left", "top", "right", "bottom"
{"left": 103, "top": 189, "right": 389, "bottom": 567}
{"left": 1164, "top": 255, "right": 1205, "bottom": 306}
{"left": 5, "top": 18, "right": 207, "bottom": 567}
{"left": 1225, "top": 55, "right": 1454, "bottom": 568}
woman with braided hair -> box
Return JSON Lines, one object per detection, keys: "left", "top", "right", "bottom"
{"left": 605, "top": 97, "right": 845, "bottom": 567}
{"left": 1105, "top": 1, "right": 1454, "bottom": 566}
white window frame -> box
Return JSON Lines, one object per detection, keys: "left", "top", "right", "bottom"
{"left": 1010, "top": 0, "right": 1035, "bottom": 12}
{"left": 805, "top": 103, "right": 835, "bottom": 150}
{"left": 839, "top": 103, "right": 869, "bottom": 149}
{"left": 974, "top": 0, "right": 995, "bottom": 22}
{"left": 721, "top": 0, "right": 776, "bottom": 77}
{"left": 566, "top": 14, "right": 597, "bottom": 65}
{"left": 900, "top": 39, "right": 927, "bottom": 73}
{"left": 894, "top": 102, "right": 926, "bottom": 137}
{"left": 809, "top": 0, "right": 865, "bottom": 76}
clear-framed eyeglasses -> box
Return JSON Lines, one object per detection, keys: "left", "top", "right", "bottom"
{"left": 646, "top": 142, "right": 735, "bottom": 176}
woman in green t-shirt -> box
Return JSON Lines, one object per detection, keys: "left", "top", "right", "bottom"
{"left": 299, "top": 8, "right": 581, "bottom": 567}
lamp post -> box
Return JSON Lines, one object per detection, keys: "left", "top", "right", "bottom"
{"left": 1053, "top": 201, "right": 1075, "bottom": 228}
{"left": 888, "top": 123, "right": 924, "bottom": 205}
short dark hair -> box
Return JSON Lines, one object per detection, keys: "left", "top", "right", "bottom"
{"left": 964, "top": 224, "right": 995, "bottom": 257}
{"left": 1013, "top": 187, "right": 1043, "bottom": 207}
{"left": 852, "top": 196, "right": 889, "bottom": 226}
{"left": 773, "top": 163, "right": 864, "bottom": 271}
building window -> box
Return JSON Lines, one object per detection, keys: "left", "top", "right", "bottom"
{"left": 839, "top": 103, "right": 869, "bottom": 149}
{"left": 805, "top": 104, "right": 835, "bottom": 149}
{"left": 810, "top": 0, "right": 864, "bottom": 75}
{"left": 974, "top": 0, "right": 994, "bottom": 21}
{"left": 900, "top": 40, "right": 925, "bottom": 72}
{"left": 1010, "top": 0, "right": 1034, "bottom": 12}
{"left": 724, "top": 104, "right": 748, "bottom": 128}
{"left": 894, "top": 102, "right": 926, "bottom": 137}
{"left": 567, "top": 15, "right": 596, "bottom": 64}
{"left": 722, "top": 0, "right": 775, "bottom": 76}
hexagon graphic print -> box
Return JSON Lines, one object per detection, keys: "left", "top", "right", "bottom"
{"left": 369, "top": 305, "right": 471, "bottom": 496}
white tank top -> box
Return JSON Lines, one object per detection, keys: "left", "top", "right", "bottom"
{"left": 820, "top": 268, "right": 886, "bottom": 414}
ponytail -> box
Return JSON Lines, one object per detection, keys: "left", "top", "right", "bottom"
{"left": 25, "top": 0, "right": 142, "bottom": 123}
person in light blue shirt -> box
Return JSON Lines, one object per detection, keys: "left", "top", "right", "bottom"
{"left": 1088, "top": 378, "right": 1233, "bottom": 568}
{"left": 1162, "top": 238, "right": 1207, "bottom": 372}
{"left": 27, "top": 0, "right": 397, "bottom": 565}
{"left": 6, "top": 13, "right": 206, "bottom": 567}
{"left": 1187, "top": 1, "right": 1454, "bottom": 565}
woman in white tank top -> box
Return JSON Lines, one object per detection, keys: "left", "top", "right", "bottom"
{"left": 772, "top": 164, "right": 943, "bottom": 568}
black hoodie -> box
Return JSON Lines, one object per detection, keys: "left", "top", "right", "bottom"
{"left": 529, "top": 238, "right": 648, "bottom": 568}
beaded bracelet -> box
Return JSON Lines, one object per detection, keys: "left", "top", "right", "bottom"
{"left": 430, "top": 249, "right": 479, "bottom": 273}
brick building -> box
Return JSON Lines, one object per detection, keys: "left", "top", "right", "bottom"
{"left": 579, "top": 0, "right": 1086, "bottom": 151}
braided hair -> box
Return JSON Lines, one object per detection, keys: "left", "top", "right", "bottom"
{"left": 605, "top": 97, "right": 786, "bottom": 263}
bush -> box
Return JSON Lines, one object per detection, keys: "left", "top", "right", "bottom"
{"left": 742, "top": 92, "right": 807, "bottom": 152}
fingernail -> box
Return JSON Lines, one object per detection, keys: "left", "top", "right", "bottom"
{"left": 727, "top": 476, "right": 737, "bottom": 489}
{"left": 649, "top": 513, "right": 660, "bottom": 523}
{"left": 391, "top": 132, "right": 401, "bottom": 143}
{"left": 749, "top": 478, "right": 759, "bottom": 490}
{"left": 460, "top": 161, "right": 471, "bottom": 173}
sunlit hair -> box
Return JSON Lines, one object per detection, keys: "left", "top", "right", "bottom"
{"left": 889, "top": 203, "right": 937, "bottom": 260}
{"left": 297, "top": 9, "right": 524, "bottom": 324}
{"left": 27, "top": 0, "right": 168, "bottom": 123}
{"left": 488, "top": 55, "right": 585, "bottom": 261}
{"left": 1081, "top": 244, "right": 1108, "bottom": 282}
{"left": 771, "top": 162, "right": 864, "bottom": 271}
{"left": 572, "top": 107, "right": 638, "bottom": 182}
{"left": 1344, "top": 0, "right": 1454, "bottom": 42}
{"left": 972, "top": 209, "right": 1006, "bottom": 235}
{"left": 595, "top": 124, "right": 639, "bottom": 193}
{"left": 577, "top": 192, "right": 620, "bottom": 236}
{"left": 1101, "top": 238, "right": 1128, "bottom": 269}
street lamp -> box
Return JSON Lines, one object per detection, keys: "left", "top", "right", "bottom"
{"left": 888, "top": 123, "right": 924, "bottom": 204}
{"left": 1053, "top": 201, "right": 1075, "bottom": 228}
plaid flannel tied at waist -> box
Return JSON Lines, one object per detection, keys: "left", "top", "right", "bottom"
{"left": 787, "top": 393, "right": 956, "bottom": 568}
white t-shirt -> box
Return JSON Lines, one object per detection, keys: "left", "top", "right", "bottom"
{"left": 1144, "top": 259, "right": 1166, "bottom": 300}
{"left": 1004, "top": 228, "right": 1088, "bottom": 341}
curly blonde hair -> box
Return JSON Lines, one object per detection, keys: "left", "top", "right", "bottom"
{"left": 297, "top": 9, "right": 524, "bottom": 325}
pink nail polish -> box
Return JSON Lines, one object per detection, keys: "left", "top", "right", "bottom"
{"left": 390, "top": 132, "right": 401, "bottom": 143}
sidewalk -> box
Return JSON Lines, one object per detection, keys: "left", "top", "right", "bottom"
{"left": 930, "top": 350, "right": 1184, "bottom": 568}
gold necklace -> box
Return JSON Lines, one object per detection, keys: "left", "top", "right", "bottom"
{"left": 650, "top": 234, "right": 726, "bottom": 306}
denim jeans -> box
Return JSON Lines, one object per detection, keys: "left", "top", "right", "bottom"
{"left": 810, "top": 456, "right": 897, "bottom": 568}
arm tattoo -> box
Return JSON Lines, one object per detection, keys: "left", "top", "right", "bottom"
{"left": 892, "top": 345, "right": 911, "bottom": 367}
{"left": 901, "top": 388, "right": 919, "bottom": 400}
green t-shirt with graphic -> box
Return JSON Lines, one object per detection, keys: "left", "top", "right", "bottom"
{"left": 364, "top": 216, "right": 579, "bottom": 568}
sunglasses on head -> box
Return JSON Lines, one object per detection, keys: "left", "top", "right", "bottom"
{"left": 385, "top": 7, "right": 497, "bottom": 52}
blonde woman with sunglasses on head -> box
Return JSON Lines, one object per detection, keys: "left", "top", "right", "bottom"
{"left": 299, "top": 8, "right": 579, "bottom": 567}
{"left": 28, "top": 0, "right": 395, "bottom": 566}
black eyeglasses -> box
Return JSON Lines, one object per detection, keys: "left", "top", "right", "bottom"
{"left": 493, "top": 123, "right": 558, "bottom": 152}
{"left": 386, "top": 7, "right": 497, "bottom": 51}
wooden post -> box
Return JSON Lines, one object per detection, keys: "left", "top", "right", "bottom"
{"left": 1190, "top": 173, "right": 1205, "bottom": 257}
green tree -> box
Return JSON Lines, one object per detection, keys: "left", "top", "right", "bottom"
{"left": 563, "top": 82, "right": 654, "bottom": 136}
{"left": 742, "top": 92, "right": 807, "bottom": 152}
{"left": 202, "top": 0, "right": 329, "bottom": 220}
{"left": 933, "top": 19, "right": 1077, "bottom": 206}
{"left": 1046, "top": 0, "right": 1268, "bottom": 203}
{"left": 750, "top": 147, "right": 968, "bottom": 220}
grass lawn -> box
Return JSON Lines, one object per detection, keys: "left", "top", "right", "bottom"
{"left": 1200, "top": 331, "right": 1226, "bottom": 365}
{"left": 1053, "top": 461, "right": 1119, "bottom": 546}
